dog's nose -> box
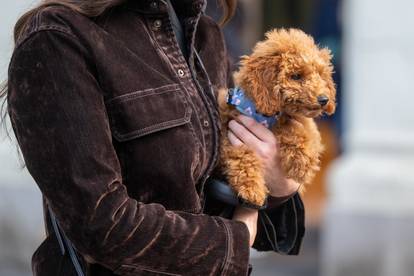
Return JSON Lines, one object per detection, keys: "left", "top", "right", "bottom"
{"left": 317, "top": 95, "right": 329, "bottom": 106}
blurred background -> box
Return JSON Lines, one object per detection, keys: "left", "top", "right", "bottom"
{"left": 1, "top": 0, "right": 413, "bottom": 275}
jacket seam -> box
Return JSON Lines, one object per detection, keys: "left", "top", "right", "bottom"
{"left": 113, "top": 115, "right": 191, "bottom": 142}
{"left": 215, "top": 217, "right": 231, "bottom": 276}
{"left": 105, "top": 84, "right": 180, "bottom": 104}
{"left": 9, "top": 28, "right": 81, "bottom": 81}
{"left": 14, "top": 26, "right": 77, "bottom": 53}
{"left": 15, "top": 4, "right": 76, "bottom": 49}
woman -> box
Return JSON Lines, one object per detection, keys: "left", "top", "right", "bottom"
{"left": 2, "top": 0, "right": 304, "bottom": 275}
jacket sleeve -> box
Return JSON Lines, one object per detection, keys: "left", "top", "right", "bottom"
{"left": 7, "top": 30, "right": 250, "bottom": 276}
{"left": 252, "top": 193, "right": 305, "bottom": 254}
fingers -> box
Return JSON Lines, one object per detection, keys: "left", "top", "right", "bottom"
{"left": 235, "top": 115, "right": 275, "bottom": 143}
{"left": 227, "top": 129, "right": 244, "bottom": 146}
{"left": 228, "top": 120, "right": 262, "bottom": 153}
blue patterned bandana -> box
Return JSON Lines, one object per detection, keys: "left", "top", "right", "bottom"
{"left": 227, "top": 87, "right": 280, "bottom": 129}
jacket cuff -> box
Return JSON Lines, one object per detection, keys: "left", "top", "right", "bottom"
{"left": 215, "top": 217, "right": 250, "bottom": 276}
{"left": 266, "top": 193, "right": 294, "bottom": 209}
{"left": 267, "top": 183, "right": 302, "bottom": 209}
{"left": 252, "top": 193, "right": 305, "bottom": 254}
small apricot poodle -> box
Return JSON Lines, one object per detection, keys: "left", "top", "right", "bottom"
{"left": 217, "top": 29, "right": 336, "bottom": 206}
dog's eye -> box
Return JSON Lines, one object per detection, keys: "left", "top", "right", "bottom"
{"left": 291, "top": 73, "right": 302, "bottom": 81}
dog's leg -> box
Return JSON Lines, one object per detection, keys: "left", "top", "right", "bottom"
{"left": 220, "top": 136, "right": 269, "bottom": 206}
{"left": 217, "top": 88, "right": 268, "bottom": 206}
{"left": 276, "top": 118, "right": 323, "bottom": 189}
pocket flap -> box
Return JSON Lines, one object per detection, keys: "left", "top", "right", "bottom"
{"left": 106, "top": 84, "right": 191, "bottom": 142}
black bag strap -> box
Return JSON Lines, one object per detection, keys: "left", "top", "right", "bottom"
{"left": 166, "top": 0, "right": 188, "bottom": 59}
{"left": 48, "top": 206, "right": 85, "bottom": 276}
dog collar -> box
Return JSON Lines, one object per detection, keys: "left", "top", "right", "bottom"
{"left": 227, "top": 87, "right": 280, "bottom": 128}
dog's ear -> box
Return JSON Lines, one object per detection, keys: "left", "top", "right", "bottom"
{"left": 234, "top": 54, "right": 282, "bottom": 115}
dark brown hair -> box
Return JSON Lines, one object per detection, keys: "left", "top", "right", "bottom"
{"left": 0, "top": 0, "right": 237, "bottom": 134}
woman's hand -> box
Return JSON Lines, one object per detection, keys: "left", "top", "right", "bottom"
{"left": 227, "top": 115, "right": 300, "bottom": 197}
{"left": 232, "top": 206, "right": 258, "bottom": 247}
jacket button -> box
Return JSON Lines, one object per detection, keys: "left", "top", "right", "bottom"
{"left": 150, "top": 1, "right": 158, "bottom": 9}
{"left": 153, "top": 19, "right": 162, "bottom": 30}
{"left": 177, "top": 69, "right": 185, "bottom": 77}
{"left": 203, "top": 120, "right": 209, "bottom": 127}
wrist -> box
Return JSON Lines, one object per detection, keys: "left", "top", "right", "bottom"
{"left": 268, "top": 178, "right": 300, "bottom": 198}
{"left": 233, "top": 207, "right": 258, "bottom": 246}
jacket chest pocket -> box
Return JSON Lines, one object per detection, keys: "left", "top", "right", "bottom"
{"left": 105, "top": 84, "right": 192, "bottom": 142}
{"left": 105, "top": 83, "right": 203, "bottom": 212}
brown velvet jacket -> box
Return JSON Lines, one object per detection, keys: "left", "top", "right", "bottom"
{"left": 7, "top": 0, "right": 304, "bottom": 275}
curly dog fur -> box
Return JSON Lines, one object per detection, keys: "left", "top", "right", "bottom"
{"left": 217, "top": 29, "right": 336, "bottom": 206}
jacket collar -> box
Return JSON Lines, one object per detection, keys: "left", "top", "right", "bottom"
{"left": 124, "top": 0, "right": 206, "bottom": 17}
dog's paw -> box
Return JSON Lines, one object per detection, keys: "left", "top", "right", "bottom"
{"left": 236, "top": 184, "right": 268, "bottom": 207}
{"left": 281, "top": 150, "right": 320, "bottom": 187}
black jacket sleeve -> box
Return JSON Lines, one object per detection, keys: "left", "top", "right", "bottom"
{"left": 253, "top": 193, "right": 305, "bottom": 254}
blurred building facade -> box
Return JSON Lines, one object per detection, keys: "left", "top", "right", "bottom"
{"left": 322, "top": 0, "right": 414, "bottom": 275}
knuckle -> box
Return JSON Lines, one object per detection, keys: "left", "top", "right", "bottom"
{"left": 245, "top": 136, "right": 254, "bottom": 146}
{"left": 239, "top": 114, "right": 255, "bottom": 126}
{"left": 254, "top": 144, "right": 267, "bottom": 157}
{"left": 269, "top": 137, "right": 277, "bottom": 148}
{"left": 246, "top": 118, "right": 257, "bottom": 128}
{"left": 262, "top": 146, "right": 272, "bottom": 156}
{"left": 263, "top": 145, "right": 276, "bottom": 158}
{"left": 258, "top": 149, "right": 267, "bottom": 158}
